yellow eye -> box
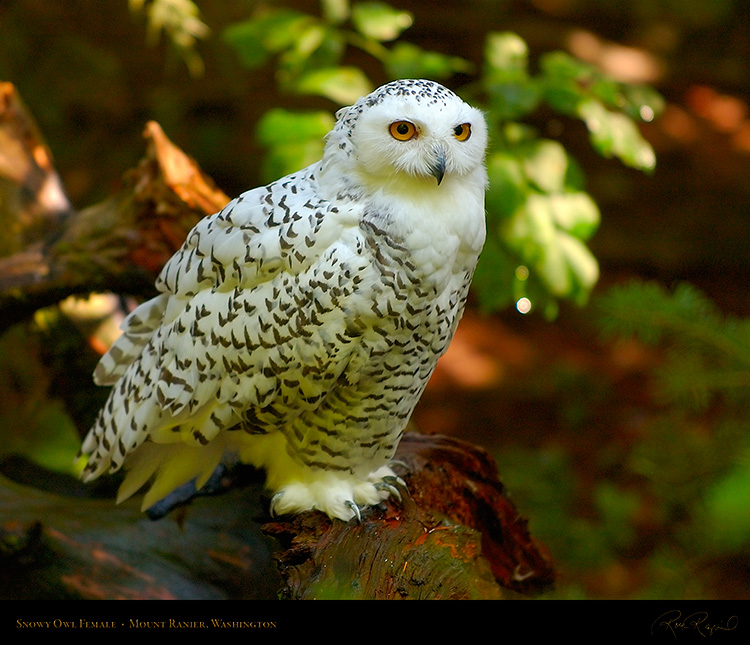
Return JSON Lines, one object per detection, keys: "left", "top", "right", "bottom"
{"left": 454, "top": 123, "right": 471, "bottom": 141}
{"left": 389, "top": 121, "right": 417, "bottom": 141}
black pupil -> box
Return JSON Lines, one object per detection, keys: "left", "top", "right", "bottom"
{"left": 455, "top": 125, "right": 465, "bottom": 136}
{"left": 397, "top": 123, "right": 410, "bottom": 134}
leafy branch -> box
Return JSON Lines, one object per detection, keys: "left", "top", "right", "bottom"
{"left": 221, "top": 1, "right": 663, "bottom": 318}
{"left": 128, "top": 0, "right": 210, "bottom": 76}
{"left": 473, "top": 32, "right": 662, "bottom": 316}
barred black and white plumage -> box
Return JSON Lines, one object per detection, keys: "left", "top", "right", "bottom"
{"left": 79, "top": 79, "right": 488, "bottom": 521}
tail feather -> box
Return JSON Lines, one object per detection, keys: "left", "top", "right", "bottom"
{"left": 115, "top": 438, "right": 228, "bottom": 511}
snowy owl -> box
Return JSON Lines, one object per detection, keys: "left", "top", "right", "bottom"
{"left": 79, "top": 79, "right": 488, "bottom": 522}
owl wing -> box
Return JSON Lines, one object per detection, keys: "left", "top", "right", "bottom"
{"left": 80, "top": 164, "right": 366, "bottom": 482}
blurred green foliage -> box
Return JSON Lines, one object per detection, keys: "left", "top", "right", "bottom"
{"left": 599, "top": 281, "right": 750, "bottom": 409}
{"left": 495, "top": 282, "right": 750, "bottom": 597}
{"left": 0, "top": 323, "right": 84, "bottom": 476}
{"left": 599, "top": 281, "right": 750, "bottom": 551}
{"left": 255, "top": 109, "right": 336, "bottom": 183}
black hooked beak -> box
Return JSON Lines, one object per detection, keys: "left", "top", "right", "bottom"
{"left": 429, "top": 146, "right": 447, "bottom": 185}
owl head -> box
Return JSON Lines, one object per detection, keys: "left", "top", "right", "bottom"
{"left": 325, "top": 79, "right": 488, "bottom": 188}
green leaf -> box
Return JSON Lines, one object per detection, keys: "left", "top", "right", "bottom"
{"left": 538, "top": 50, "right": 596, "bottom": 115}
{"left": 484, "top": 32, "right": 529, "bottom": 78}
{"left": 556, "top": 231, "right": 600, "bottom": 302}
{"left": 485, "top": 151, "right": 528, "bottom": 218}
{"left": 486, "top": 82, "right": 541, "bottom": 122}
{"left": 537, "top": 50, "right": 659, "bottom": 172}
{"left": 351, "top": 2, "right": 413, "bottom": 42}
{"left": 280, "top": 26, "right": 347, "bottom": 82}
{"left": 321, "top": 0, "right": 350, "bottom": 24}
{"left": 539, "top": 50, "right": 597, "bottom": 83}
{"left": 577, "top": 99, "right": 656, "bottom": 171}
{"left": 386, "top": 42, "right": 472, "bottom": 80}
{"left": 256, "top": 109, "right": 335, "bottom": 146}
{"left": 471, "top": 235, "right": 517, "bottom": 312}
{"left": 588, "top": 76, "right": 626, "bottom": 111}
{"left": 222, "top": 10, "right": 315, "bottom": 69}
{"left": 620, "top": 84, "right": 666, "bottom": 122}
{"left": 295, "top": 66, "right": 373, "bottom": 105}
{"left": 485, "top": 134, "right": 600, "bottom": 309}
{"left": 273, "top": 23, "right": 346, "bottom": 84}
{"left": 503, "top": 194, "right": 564, "bottom": 288}
{"left": 520, "top": 139, "right": 569, "bottom": 194}
{"left": 130, "top": 0, "right": 209, "bottom": 75}
{"left": 256, "top": 109, "right": 335, "bottom": 180}
{"left": 289, "top": 23, "right": 327, "bottom": 60}
{"left": 548, "top": 192, "right": 600, "bottom": 240}
{"left": 483, "top": 32, "right": 540, "bottom": 120}
{"left": 500, "top": 193, "right": 599, "bottom": 301}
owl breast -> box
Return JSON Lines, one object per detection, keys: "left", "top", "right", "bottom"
{"left": 230, "top": 199, "right": 478, "bottom": 478}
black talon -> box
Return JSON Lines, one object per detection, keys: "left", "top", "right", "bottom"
{"left": 375, "top": 481, "right": 402, "bottom": 502}
{"left": 383, "top": 474, "right": 407, "bottom": 490}
{"left": 345, "top": 500, "right": 362, "bottom": 523}
{"left": 269, "top": 492, "right": 284, "bottom": 518}
{"left": 389, "top": 459, "right": 409, "bottom": 472}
